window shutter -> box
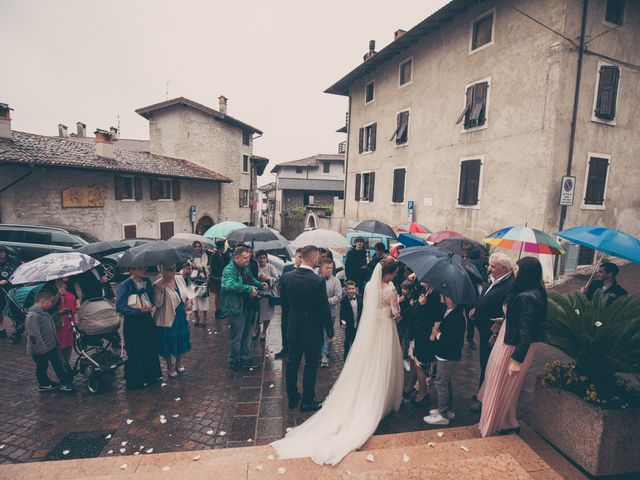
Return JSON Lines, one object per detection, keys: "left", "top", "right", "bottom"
{"left": 594, "top": 66, "right": 620, "bottom": 120}
{"left": 172, "top": 179, "right": 181, "bottom": 200}
{"left": 392, "top": 169, "right": 406, "bottom": 202}
{"left": 358, "top": 127, "right": 364, "bottom": 153}
{"left": 458, "top": 86, "right": 473, "bottom": 126}
{"left": 134, "top": 177, "right": 143, "bottom": 200}
{"left": 466, "top": 159, "right": 481, "bottom": 205}
{"left": 468, "top": 82, "right": 488, "bottom": 127}
{"left": 355, "top": 173, "right": 361, "bottom": 201}
{"left": 370, "top": 123, "right": 377, "bottom": 151}
{"left": 239, "top": 190, "right": 243, "bottom": 207}
{"left": 114, "top": 175, "right": 124, "bottom": 200}
{"left": 458, "top": 162, "right": 469, "bottom": 204}
{"left": 585, "top": 157, "right": 609, "bottom": 205}
{"left": 368, "top": 171, "right": 375, "bottom": 202}
{"left": 149, "top": 179, "right": 160, "bottom": 200}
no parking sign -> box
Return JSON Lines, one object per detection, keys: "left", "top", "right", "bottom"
{"left": 560, "top": 176, "right": 576, "bottom": 206}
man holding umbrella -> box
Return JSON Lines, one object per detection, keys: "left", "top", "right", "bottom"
{"left": 221, "top": 246, "right": 267, "bottom": 371}
{"left": 582, "top": 262, "right": 627, "bottom": 305}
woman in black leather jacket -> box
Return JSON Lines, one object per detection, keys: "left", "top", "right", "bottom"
{"left": 477, "top": 256, "right": 547, "bottom": 437}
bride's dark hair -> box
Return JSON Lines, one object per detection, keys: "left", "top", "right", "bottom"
{"left": 381, "top": 257, "right": 399, "bottom": 276}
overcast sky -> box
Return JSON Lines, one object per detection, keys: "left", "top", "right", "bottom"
{"left": 2, "top": 0, "right": 449, "bottom": 184}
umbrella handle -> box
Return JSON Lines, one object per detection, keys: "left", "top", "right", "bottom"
{"left": 585, "top": 252, "right": 605, "bottom": 289}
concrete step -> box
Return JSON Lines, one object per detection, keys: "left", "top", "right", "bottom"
{"left": 360, "top": 425, "right": 481, "bottom": 450}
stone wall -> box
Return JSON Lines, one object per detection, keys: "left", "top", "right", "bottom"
{"left": 0, "top": 165, "right": 221, "bottom": 241}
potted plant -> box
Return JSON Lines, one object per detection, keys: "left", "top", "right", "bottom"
{"left": 532, "top": 290, "right": 640, "bottom": 476}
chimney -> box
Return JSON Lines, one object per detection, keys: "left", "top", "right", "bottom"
{"left": 0, "top": 103, "right": 13, "bottom": 140}
{"left": 58, "top": 123, "right": 68, "bottom": 138}
{"left": 110, "top": 126, "right": 119, "bottom": 139}
{"left": 76, "top": 122, "right": 86, "bottom": 137}
{"left": 394, "top": 29, "right": 406, "bottom": 39}
{"left": 218, "top": 95, "right": 228, "bottom": 115}
{"left": 363, "top": 40, "right": 376, "bottom": 61}
{"left": 94, "top": 128, "right": 114, "bottom": 159}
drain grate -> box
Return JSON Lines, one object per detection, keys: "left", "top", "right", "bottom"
{"left": 44, "top": 430, "right": 115, "bottom": 461}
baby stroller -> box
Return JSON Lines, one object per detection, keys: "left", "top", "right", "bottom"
{"left": 71, "top": 297, "right": 124, "bottom": 394}
{"left": 1, "top": 283, "right": 43, "bottom": 344}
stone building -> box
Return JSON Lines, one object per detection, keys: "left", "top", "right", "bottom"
{"left": 136, "top": 96, "right": 268, "bottom": 226}
{"left": 270, "top": 154, "right": 344, "bottom": 237}
{"left": 0, "top": 104, "right": 232, "bottom": 240}
{"left": 326, "top": 0, "right": 640, "bottom": 265}
{"left": 258, "top": 182, "right": 276, "bottom": 228}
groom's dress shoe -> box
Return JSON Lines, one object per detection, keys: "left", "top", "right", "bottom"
{"left": 300, "top": 400, "right": 322, "bottom": 412}
{"left": 288, "top": 393, "right": 301, "bottom": 410}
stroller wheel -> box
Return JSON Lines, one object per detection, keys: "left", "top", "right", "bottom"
{"left": 87, "top": 374, "right": 101, "bottom": 394}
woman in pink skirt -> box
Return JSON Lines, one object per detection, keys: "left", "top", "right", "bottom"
{"left": 54, "top": 278, "right": 77, "bottom": 364}
{"left": 478, "top": 257, "right": 547, "bottom": 437}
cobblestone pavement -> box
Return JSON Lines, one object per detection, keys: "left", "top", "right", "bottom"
{"left": 0, "top": 264, "right": 637, "bottom": 464}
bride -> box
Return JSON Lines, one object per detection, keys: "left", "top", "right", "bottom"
{"left": 271, "top": 258, "right": 404, "bottom": 466}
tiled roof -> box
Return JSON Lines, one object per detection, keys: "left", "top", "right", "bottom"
{"left": 68, "top": 136, "right": 150, "bottom": 152}
{"left": 258, "top": 182, "right": 276, "bottom": 192}
{"left": 136, "top": 97, "right": 263, "bottom": 135}
{"left": 277, "top": 177, "right": 344, "bottom": 192}
{"left": 270, "top": 154, "right": 344, "bottom": 173}
{"left": 325, "top": 0, "right": 471, "bottom": 95}
{"left": 0, "top": 131, "right": 231, "bottom": 182}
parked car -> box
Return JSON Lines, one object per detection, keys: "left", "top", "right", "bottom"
{"left": 0, "top": 224, "right": 101, "bottom": 262}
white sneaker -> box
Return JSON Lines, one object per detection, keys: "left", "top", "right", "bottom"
{"left": 320, "top": 357, "right": 329, "bottom": 368}
{"left": 403, "top": 360, "right": 411, "bottom": 372}
{"left": 429, "top": 409, "right": 455, "bottom": 419}
{"left": 423, "top": 413, "right": 450, "bottom": 425}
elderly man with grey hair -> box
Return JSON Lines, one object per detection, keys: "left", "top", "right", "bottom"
{"left": 468, "top": 252, "right": 515, "bottom": 413}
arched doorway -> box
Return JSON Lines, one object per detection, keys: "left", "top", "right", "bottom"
{"left": 306, "top": 213, "right": 317, "bottom": 230}
{"left": 195, "top": 216, "right": 214, "bottom": 235}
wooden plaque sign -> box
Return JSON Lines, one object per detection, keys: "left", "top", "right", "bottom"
{"left": 62, "top": 185, "right": 105, "bottom": 208}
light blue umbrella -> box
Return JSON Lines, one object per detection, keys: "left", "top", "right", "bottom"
{"left": 556, "top": 226, "right": 640, "bottom": 264}
{"left": 204, "top": 221, "right": 247, "bottom": 239}
{"left": 398, "top": 232, "right": 428, "bottom": 248}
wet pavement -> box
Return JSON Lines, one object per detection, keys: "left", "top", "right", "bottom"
{"left": 0, "top": 264, "right": 637, "bottom": 464}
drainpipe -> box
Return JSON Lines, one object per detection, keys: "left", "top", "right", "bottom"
{"left": 343, "top": 95, "right": 352, "bottom": 217}
{"left": 555, "top": 0, "right": 588, "bottom": 277}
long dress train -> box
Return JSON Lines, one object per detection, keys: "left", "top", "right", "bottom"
{"left": 271, "top": 263, "right": 403, "bottom": 465}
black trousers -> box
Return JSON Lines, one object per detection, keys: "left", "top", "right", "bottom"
{"left": 32, "top": 348, "right": 71, "bottom": 386}
{"left": 477, "top": 318, "right": 493, "bottom": 388}
{"left": 343, "top": 331, "right": 356, "bottom": 361}
{"left": 286, "top": 339, "right": 321, "bottom": 404}
{"left": 466, "top": 311, "right": 475, "bottom": 343}
{"left": 280, "top": 314, "right": 288, "bottom": 352}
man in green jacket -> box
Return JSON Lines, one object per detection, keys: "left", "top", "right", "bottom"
{"left": 221, "top": 246, "right": 266, "bottom": 371}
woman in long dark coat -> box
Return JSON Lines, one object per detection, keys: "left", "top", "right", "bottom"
{"left": 116, "top": 267, "right": 162, "bottom": 390}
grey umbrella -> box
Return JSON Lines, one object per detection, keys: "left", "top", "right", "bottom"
{"left": 169, "top": 233, "right": 215, "bottom": 249}
{"left": 77, "top": 240, "right": 131, "bottom": 257}
{"left": 118, "top": 240, "right": 194, "bottom": 268}
{"left": 350, "top": 220, "right": 397, "bottom": 239}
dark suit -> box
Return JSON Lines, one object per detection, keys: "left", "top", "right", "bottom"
{"left": 586, "top": 280, "right": 627, "bottom": 305}
{"left": 339, "top": 293, "right": 363, "bottom": 360}
{"left": 279, "top": 265, "right": 297, "bottom": 352}
{"left": 282, "top": 264, "right": 297, "bottom": 275}
{"left": 281, "top": 266, "right": 333, "bottom": 403}
{"left": 472, "top": 272, "right": 515, "bottom": 387}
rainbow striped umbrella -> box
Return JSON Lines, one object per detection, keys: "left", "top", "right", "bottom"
{"left": 484, "top": 226, "right": 565, "bottom": 256}
{"left": 393, "top": 222, "right": 432, "bottom": 234}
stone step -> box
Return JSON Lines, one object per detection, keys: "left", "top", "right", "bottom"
{"left": 360, "top": 425, "right": 481, "bottom": 450}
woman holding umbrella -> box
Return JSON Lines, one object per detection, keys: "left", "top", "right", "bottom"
{"left": 115, "top": 267, "right": 162, "bottom": 390}
{"left": 191, "top": 241, "right": 212, "bottom": 328}
{"left": 478, "top": 257, "right": 547, "bottom": 436}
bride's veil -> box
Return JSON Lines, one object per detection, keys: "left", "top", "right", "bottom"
{"left": 358, "top": 262, "right": 383, "bottom": 334}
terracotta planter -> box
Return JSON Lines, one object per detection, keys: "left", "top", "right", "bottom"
{"left": 531, "top": 378, "right": 640, "bottom": 476}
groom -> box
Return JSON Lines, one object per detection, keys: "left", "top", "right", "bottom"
{"left": 280, "top": 245, "right": 334, "bottom": 412}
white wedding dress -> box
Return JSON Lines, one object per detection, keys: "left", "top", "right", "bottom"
{"left": 271, "top": 263, "right": 404, "bottom": 465}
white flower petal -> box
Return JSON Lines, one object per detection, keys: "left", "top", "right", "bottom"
{"left": 173, "top": 414, "right": 179, "bottom": 418}
{"left": 162, "top": 466, "right": 170, "bottom": 471}
{"left": 248, "top": 438, "right": 253, "bottom": 442}
{"left": 146, "top": 448, "right": 154, "bottom": 454}
{"left": 62, "top": 450, "right": 70, "bottom": 455}
{"left": 119, "top": 448, "right": 126, "bottom": 453}
{"left": 175, "top": 397, "right": 181, "bottom": 401}
{"left": 461, "top": 445, "right": 470, "bottom": 452}
{"left": 267, "top": 454, "right": 274, "bottom": 460}
{"left": 286, "top": 427, "right": 292, "bottom": 432}
{"left": 134, "top": 452, "right": 140, "bottom": 456}
{"left": 219, "top": 431, "right": 226, "bottom": 436}
{"left": 126, "top": 419, "right": 133, "bottom": 425}
{"left": 269, "top": 384, "right": 274, "bottom": 389}
{"left": 277, "top": 467, "right": 286, "bottom": 474}
{"left": 160, "top": 418, "right": 167, "bottom": 424}
{"left": 0, "top": 445, "right": 4, "bottom": 450}
{"left": 161, "top": 383, "right": 167, "bottom": 387}
{"left": 427, "top": 442, "right": 436, "bottom": 448}
{"left": 192, "top": 455, "right": 201, "bottom": 461}
{"left": 402, "top": 454, "right": 410, "bottom": 463}
{"left": 256, "top": 464, "right": 264, "bottom": 471}
{"left": 595, "top": 321, "right": 603, "bottom": 327}
{"left": 105, "top": 434, "right": 112, "bottom": 439}
{"left": 120, "top": 464, "right": 128, "bottom": 470}
{"left": 206, "top": 430, "right": 214, "bottom": 435}
{"left": 121, "top": 441, "right": 128, "bottom": 446}
{"left": 366, "top": 453, "right": 375, "bottom": 462}
{"left": 436, "top": 432, "right": 444, "bottom": 438}
{"left": 107, "top": 450, "right": 113, "bottom": 455}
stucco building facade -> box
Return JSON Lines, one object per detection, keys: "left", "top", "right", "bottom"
{"left": 327, "top": 0, "right": 640, "bottom": 256}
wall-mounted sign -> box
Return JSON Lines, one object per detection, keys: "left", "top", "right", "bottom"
{"left": 407, "top": 200, "right": 414, "bottom": 222}
{"left": 62, "top": 185, "right": 104, "bottom": 208}
{"left": 559, "top": 176, "right": 576, "bottom": 206}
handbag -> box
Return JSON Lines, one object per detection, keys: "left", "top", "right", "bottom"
{"left": 127, "top": 294, "right": 142, "bottom": 309}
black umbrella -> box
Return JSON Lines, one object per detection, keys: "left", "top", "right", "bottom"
{"left": 350, "top": 220, "right": 397, "bottom": 239}
{"left": 227, "top": 227, "right": 280, "bottom": 245}
{"left": 436, "top": 237, "right": 487, "bottom": 257}
{"left": 77, "top": 240, "right": 130, "bottom": 257}
{"left": 398, "top": 246, "right": 478, "bottom": 305}
{"left": 118, "top": 240, "right": 194, "bottom": 268}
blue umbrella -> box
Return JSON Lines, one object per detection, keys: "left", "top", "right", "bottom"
{"left": 398, "top": 232, "right": 427, "bottom": 248}
{"left": 204, "top": 221, "right": 247, "bottom": 239}
{"left": 556, "top": 226, "right": 640, "bottom": 264}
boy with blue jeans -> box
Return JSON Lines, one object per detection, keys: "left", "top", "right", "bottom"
{"left": 319, "top": 258, "right": 342, "bottom": 368}
{"left": 26, "top": 289, "right": 75, "bottom": 392}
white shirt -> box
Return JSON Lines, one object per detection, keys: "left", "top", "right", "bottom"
{"left": 349, "top": 296, "right": 359, "bottom": 329}
{"left": 484, "top": 271, "right": 511, "bottom": 295}
{"left": 299, "top": 264, "right": 314, "bottom": 272}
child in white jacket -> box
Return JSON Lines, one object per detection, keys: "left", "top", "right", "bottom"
{"left": 319, "top": 257, "right": 342, "bottom": 368}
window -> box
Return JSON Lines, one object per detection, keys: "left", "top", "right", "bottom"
{"left": 239, "top": 189, "right": 250, "bottom": 207}
{"left": 605, "top": 0, "right": 625, "bottom": 26}
{"left": 354, "top": 172, "right": 375, "bottom": 202}
{"left": 159, "top": 221, "right": 174, "bottom": 240}
{"left": 303, "top": 193, "right": 314, "bottom": 205}
{"left": 399, "top": 58, "right": 412, "bottom": 86}
{"left": 295, "top": 166, "right": 303, "bottom": 174}
{"left": 390, "top": 111, "right": 409, "bottom": 145}
{"left": 243, "top": 155, "right": 249, "bottom": 173}
{"left": 358, "top": 123, "right": 377, "bottom": 153}
{"left": 51, "top": 232, "right": 79, "bottom": 247}
{"left": 584, "top": 155, "right": 609, "bottom": 206}
{"left": 593, "top": 65, "right": 620, "bottom": 121}
{"left": 365, "top": 81, "right": 375, "bottom": 103}
{"left": 471, "top": 12, "right": 494, "bottom": 51}
{"left": 457, "top": 159, "right": 482, "bottom": 206}
{"left": 578, "top": 246, "right": 596, "bottom": 266}
{"left": 24, "top": 231, "right": 51, "bottom": 245}
{"left": 150, "top": 179, "right": 180, "bottom": 200}
{"left": 323, "top": 161, "right": 330, "bottom": 173}
{"left": 123, "top": 224, "right": 137, "bottom": 239}
{"left": 242, "top": 130, "right": 251, "bottom": 145}
{"left": 392, "top": 168, "right": 406, "bottom": 203}
{"left": 115, "top": 175, "right": 142, "bottom": 201}
{"left": 456, "top": 81, "right": 489, "bottom": 129}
